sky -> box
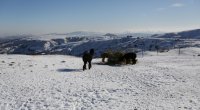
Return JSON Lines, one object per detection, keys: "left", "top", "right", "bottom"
{"left": 0, "top": 0, "right": 200, "bottom": 34}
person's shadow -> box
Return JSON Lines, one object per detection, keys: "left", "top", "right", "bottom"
{"left": 57, "top": 68, "right": 82, "bottom": 72}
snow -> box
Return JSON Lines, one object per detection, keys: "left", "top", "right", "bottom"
{"left": 1, "top": 29, "right": 200, "bottom": 57}
{"left": 0, "top": 48, "right": 200, "bottom": 109}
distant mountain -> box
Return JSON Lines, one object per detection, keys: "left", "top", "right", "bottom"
{"left": 104, "top": 33, "right": 118, "bottom": 37}
{"left": 0, "top": 29, "right": 200, "bottom": 56}
{"left": 66, "top": 31, "right": 103, "bottom": 37}
{"left": 44, "top": 31, "right": 103, "bottom": 36}
{"left": 177, "top": 29, "right": 200, "bottom": 39}
{"left": 118, "top": 32, "right": 154, "bottom": 38}
{"left": 0, "top": 34, "right": 34, "bottom": 44}
{"left": 154, "top": 33, "right": 179, "bottom": 38}
{"left": 156, "top": 29, "right": 200, "bottom": 39}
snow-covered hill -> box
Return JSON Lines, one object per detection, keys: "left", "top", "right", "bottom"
{"left": 156, "top": 29, "right": 200, "bottom": 39}
{"left": 0, "top": 47, "right": 200, "bottom": 109}
{"left": 0, "top": 29, "right": 200, "bottom": 56}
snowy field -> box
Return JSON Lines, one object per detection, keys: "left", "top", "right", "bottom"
{"left": 0, "top": 48, "right": 200, "bottom": 110}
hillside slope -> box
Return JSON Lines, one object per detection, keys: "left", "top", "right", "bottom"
{"left": 0, "top": 29, "right": 200, "bottom": 56}
{"left": 0, "top": 48, "right": 200, "bottom": 109}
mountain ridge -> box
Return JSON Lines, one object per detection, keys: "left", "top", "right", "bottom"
{"left": 0, "top": 29, "right": 200, "bottom": 56}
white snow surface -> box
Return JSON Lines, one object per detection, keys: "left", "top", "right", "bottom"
{"left": 0, "top": 48, "right": 200, "bottom": 110}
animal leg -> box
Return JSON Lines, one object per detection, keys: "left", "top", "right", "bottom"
{"left": 132, "top": 59, "right": 134, "bottom": 65}
{"left": 102, "top": 57, "right": 105, "bottom": 62}
{"left": 126, "top": 59, "right": 129, "bottom": 64}
{"left": 88, "top": 61, "right": 92, "bottom": 69}
{"left": 83, "top": 61, "right": 87, "bottom": 71}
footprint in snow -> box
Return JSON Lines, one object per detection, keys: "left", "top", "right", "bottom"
{"left": 61, "top": 61, "right": 66, "bottom": 63}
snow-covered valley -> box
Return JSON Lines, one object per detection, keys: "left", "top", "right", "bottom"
{"left": 0, "top": 48, "right": 200, "bottom": 110}
{"left": 1, "top": 29, "right": 200, "bottom": 57}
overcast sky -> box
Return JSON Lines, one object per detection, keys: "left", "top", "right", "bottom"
{"left": 0, "top": 0, "right": 200, "bottom": 34}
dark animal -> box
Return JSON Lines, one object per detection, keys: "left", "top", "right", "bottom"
{"left": 101, "top": 51, "right": 124, "bottom": 64}
{"left": 82, "top": 49, "right": 94, "bottom": 71}
{"left": 122, "top": 52, "right": 137, "bottom": 64}
{"left": 101, "top": 52, "right": 111, "bottom": 62}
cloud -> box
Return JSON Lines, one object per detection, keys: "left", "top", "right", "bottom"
{"left": 171, "top": 3, "right": 185, "bottom": 7}
{"left": 156, "top": 3, "right": 185, "bottom": 12}
{"left": 156, "top": 2, "right": 185, "bottom": 12}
